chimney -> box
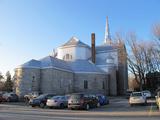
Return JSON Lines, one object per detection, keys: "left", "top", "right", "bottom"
{"left": 91, "top": 33, "right": 96, "bottom": 63}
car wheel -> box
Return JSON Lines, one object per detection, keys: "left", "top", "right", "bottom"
{"left": 85, "top": 104, "right": 90, "bottom": 110}
{"left": 144, "top": 100, "right": 147, "bottom": 106}
{"left": 60, "top": 103, "right": 64, "bottom": 109}
{"left": 40, "top": 103, "right": 45, "bottom": 108}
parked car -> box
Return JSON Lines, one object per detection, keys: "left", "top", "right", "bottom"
{"left": 2, "top": 93, "right": 19, "bottom": 102}
{"left": 142, "top": 90, "right": 151, "bottom": 98}
{"left": 29, "top": 93, "right": 55, "bottom": 108}
{"left": 65, "top": 94, "right": 71, "bottom": 100}
{"left": 155, "top": 91, "right": 160, "bottom": 110}
{"left": 24, "top": 92, "right": 39, "bottom": 103}
{"left": 0, "top": 93, "right": 3, "bottom": 103}
{"left": 68, "top": 93, "right": 99, "bottom": 110}
{"left": 129, "top": 92, "right": 147, "bottom": 106}
{"left": 96, "top": 94, "right": 109, "bottom": 106}
{"left": 46, "top": 95, "right": 68, "bottom": 108}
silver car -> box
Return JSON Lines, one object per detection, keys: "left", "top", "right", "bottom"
{"left": 46, "top": 96, "right": 68, "bottom": 108}
{"left": 129, "top": 92, "right": 147, "bottom": 106}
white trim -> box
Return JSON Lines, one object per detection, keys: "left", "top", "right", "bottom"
{"left": 96, "top": 64, "right": 116, "bottom": 67}
{"left": 58, "top": 45, "right": 90, "bottom": 49}
{"left": 41, "top": 67, "right": 73, "bottom": 73}
{"left": 74, "top": 71, "right": 106, "bottom": 74}
{"left": 15, "top": 66, "right": 73, "bottom": 73}
{"left": 15, "top": 66, "right": 106, "bottom": 74}
{"left": 16, "top": 66, "right": 40, "bottom": 69}
{"left": 96, "top": 49, "right": 117, "bottom": 54}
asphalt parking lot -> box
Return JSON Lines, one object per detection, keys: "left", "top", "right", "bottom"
{"left": 0, "top": 97, "right": 159, "bottom": 120}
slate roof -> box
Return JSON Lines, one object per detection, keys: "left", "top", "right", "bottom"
{"left": 19, "top": 56, "right": 71, "bottom": 71}
{"left": 40, "top": 56, "right": 72, "bottom": 71}
{"left": 18, "top": 56, "right": 105, "bottom": 74}
{"left": 96, "top": 45, "right": 117, "bottom": 52}
{"left": 19, "top": 59, "right": 41, "bottom": 68}
{"left": 60, "top": 37, "right": 90, "bottom": 48}
{"left": 68, "top": 60, "right": 105, "bottom": 74}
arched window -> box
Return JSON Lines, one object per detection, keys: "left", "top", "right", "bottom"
{"left": 66, "top": 54, "right": 69, "bottom": 59}
{"left": 63, "top": 54, "right": 72, "bottom": 61}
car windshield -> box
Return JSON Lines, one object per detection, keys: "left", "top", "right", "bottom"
{"left": 131, "top": 93, "right": 142, "bottom": 97}
{"left": 51, "top": 96, "right": 61, "bottom": 100}
{"left": 36, "top": 94, "right": 45, "bottom": 99}
{"left": 70, "top": 94, "right": 83, "bottom": 99}
{"left": 143, "top": 91, "right": 150, "bottom": 93}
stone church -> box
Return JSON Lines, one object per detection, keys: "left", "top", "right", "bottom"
{"left": 14, "top": 18, "right": 128, "bottom": 97}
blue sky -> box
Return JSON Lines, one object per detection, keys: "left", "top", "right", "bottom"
{"left": 0, "top": 0, "right": 160, "bottom": 75}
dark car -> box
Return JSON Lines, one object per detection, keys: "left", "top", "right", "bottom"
{"left": 0, "top": 93, "right": 3, "bottom": 103}
{"left": 68, "top": 93, "right": 98, "bottom": 110}
{"left": 29, "top": 93, "right": 55, "bottom": 108}
{"left": 96, "top": 94, "right": 109, "bottom": 106}
{"left": 2, "top": 93, "right": 19, "bottom": 102}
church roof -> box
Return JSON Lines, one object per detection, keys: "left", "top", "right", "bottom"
{"left": 19, "top": 59, "right": 41, "bottom": 68}
{"left": 60, "top": 37, "right": 90, "bottom": 48}
{"left": 18, "top": 56, "right": 105, "bottom": 74}
{"left": 96, "top": 45, "right": 117, "bottom": 52}
{"left": 68, "top": 60, "right": 105, "bottom": 74}
{"left": 40, "top": 56, "right": 72, "bottom": 72}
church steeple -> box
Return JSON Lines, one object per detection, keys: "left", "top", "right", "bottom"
{"left": 104, "top": 16, "right": 112, "bottom": 45}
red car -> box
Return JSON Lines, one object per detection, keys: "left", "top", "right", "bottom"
{"left": 68, "top": 93, "right": 99, "bottom": 110}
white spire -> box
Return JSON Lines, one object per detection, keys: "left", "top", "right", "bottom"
{"left": 104, "top": 16, "right": 112, "bottom": 45}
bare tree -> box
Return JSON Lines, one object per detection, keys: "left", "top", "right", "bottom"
{"left": 126, "top": 32, "right": 159, "bottom": 90}
{"left": 153, "top": 23, "right": 160, "bottom": 71}
{"left": 153, "top": 23, "right": 160, "bottom": 41}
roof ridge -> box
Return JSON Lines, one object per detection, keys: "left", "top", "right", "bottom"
{"left": 59, "top": 37, "right": 89, "bottom": 48}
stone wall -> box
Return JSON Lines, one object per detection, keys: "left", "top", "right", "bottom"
{"left": 73, "top": 73, "right": 108, "bottom": 95}
{"left": 15, "top": 68, "right": 110, "bottom": 97}
{"left": 117, "top": 44, "right": 128, "bottom": 95}
{"left": 40, "top": 68, "right": 74, "bottom": 95}
{"left": 117, "top": 64, "right": 128, "bottom": 95}
{"left": 15, "top": 68, "right": 40, "bottom": 97}
{"left": 107, "top": 66, "right": 117, "bottom": 96}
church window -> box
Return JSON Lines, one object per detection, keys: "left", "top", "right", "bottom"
{"left": 32, "top": 76, "right": 36, "bottom": 90}
{"left": 66, "top": 54, "right": 69, "bottom": 59}
{"left": 102, "top": 81, "right": 105, "bottom": 89}
{"left": 63, "top": 54, "right": 72, "bottom": 61}
{"left": 84, "top": 80, "right": 88, "bottom": 89}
